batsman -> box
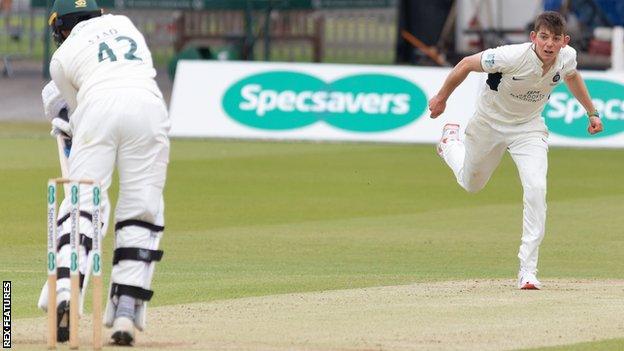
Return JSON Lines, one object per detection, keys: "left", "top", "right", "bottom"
{"left": 429, "top": 11, "right": 603, "bottom": 289}
{"left": 37, "top": 0, "right": 170, "bottom": 345}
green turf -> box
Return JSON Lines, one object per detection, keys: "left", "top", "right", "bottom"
{"left": 1, "top": 122, "right": 623, "bottom": 348}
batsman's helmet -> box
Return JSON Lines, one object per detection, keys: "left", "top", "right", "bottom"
{"left": 48, "top": 0, "right": 102, "bottom": 45}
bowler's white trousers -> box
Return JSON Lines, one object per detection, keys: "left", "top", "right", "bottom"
{"left": 439, "top": 114, "right": 548, "bottom": 273}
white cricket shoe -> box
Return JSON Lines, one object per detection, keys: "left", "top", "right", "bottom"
{"left": 436, "top": 123, "right": 460, "bottom": 156}
{"left": 111, "top": 316, "right": 135, "bottom": 346}
{"left": 518, "top": 270, "right": 542, "bottom": 290}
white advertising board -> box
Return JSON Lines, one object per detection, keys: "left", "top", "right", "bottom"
{"left": 542, "top": 70, "right": 624, "bottom": 148}
{"left": 170, "top": 61, "right": 480, "bottom": 143}
{"left": 170, "top": 61, "right": 624, "bottom": 147}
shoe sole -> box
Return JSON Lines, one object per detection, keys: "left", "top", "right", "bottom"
{"left": 56, "top": 300, "right": 70, "bottom": 342}
{"left": 520, "top": 283, "right": 540, "bottom": 290}
{"left": 437, "top": 124, "right": 461, "bottom": 157}
{"left": 111, "top": 330, "right": 134, "bottom": 346}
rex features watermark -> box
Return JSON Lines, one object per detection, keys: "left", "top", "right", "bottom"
{"left": 2, "top": 281, "right": 10, "bottom": 349}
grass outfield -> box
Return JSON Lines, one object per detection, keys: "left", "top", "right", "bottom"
{"left": 530, "top": 338, "right": 624, "bottom": 351}
{"left": 1, "top": 122, "right": 623, "bottom": 350}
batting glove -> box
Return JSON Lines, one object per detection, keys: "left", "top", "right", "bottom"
{"left": 42, "top": 80, "right": 68, "bottom": 122}
{"left": 49, "top": 107, "right": 72, "bottom": 139}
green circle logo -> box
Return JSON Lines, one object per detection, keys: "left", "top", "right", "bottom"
{"left": 543, "top": 79, "right": 624, "bottom": 138}
{"left": 93, "top": 253, "right": 101, "bottom": 273}
{"left": 93, "top": 187, "right": 100, "bottom": 205}
{"left": 71, "top": 185, "right": 79, "bottom": 204}
{"left": 48, "top": 252, "right": 56, "bottom": 271}
{"left": 71, "top": 252, "right": 78, "bottom": 271}
{"left": 48, "top": 185, "right": 55, "bottom": 204}
{"left": 222, "top": 71, "right": 427, "bottom": 132}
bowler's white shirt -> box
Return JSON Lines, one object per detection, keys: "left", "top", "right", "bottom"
{"left": 477, "top": 42, "right": 577, "bottom": 124}
{"left": 50, "top": 14, "right": 162, "bottom": 112}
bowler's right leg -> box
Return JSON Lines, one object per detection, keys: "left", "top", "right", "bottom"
{"left": 437, "top": 116, "right": 506, "bottom": 193}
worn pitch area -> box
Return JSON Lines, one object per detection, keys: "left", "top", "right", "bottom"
{"left": 12, "top": 279, "right": 624, "bottom": 350}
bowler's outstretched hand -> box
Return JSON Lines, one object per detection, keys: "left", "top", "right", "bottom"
{"left": 428, "top": 94, "right": 446, "bottom": 119}
{"left": 588, "top": 116, "right": 603, "bottom": 135}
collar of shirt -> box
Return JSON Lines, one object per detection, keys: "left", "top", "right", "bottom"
{"left": 528, "top": 43, "right": 562, "bottom": 76}
{"left": 69, "top": 14, "right": 102, "bottom": 38}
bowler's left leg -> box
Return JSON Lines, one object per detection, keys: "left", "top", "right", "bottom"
{"left": 509, "top": 133, "right": 548, "bottom": 288}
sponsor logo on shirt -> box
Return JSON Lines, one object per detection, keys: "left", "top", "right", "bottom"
{"left": 510, "top": 90, "right": 546, "bottom": 103}
{"left": 483, "top": 53, "right": 495, "bottom": 69}
{"left": 512, "top": 76, "right": 525, "bottom": 81}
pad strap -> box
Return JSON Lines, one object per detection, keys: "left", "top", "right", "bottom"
{"left": 57, "top": 267, "right": 85, "bottom": 288}
{"left": 57, "top": 210, "right": 92, "bottom": 227}
{"left": 115, "top": 219, "right": 164, "bottom": 232}
{"left": 110, "top": 283, "right": 154, "bottom": 301}
{"left": 113, "top": 247, "right": 163, "bottom": 265}
{"left": 57, "top": 232, "right": 93, "bottom": 253}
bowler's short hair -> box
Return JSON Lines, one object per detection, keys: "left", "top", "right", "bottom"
{"left": 534, "top": 11, "right": 567, "bottom": 35}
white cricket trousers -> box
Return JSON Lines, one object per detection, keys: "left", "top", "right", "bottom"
{"left": 439, "top": 115, "right": 548, "bottom": 273}
{"left": 58, "top": 88, "right": 170, "bottom": 289}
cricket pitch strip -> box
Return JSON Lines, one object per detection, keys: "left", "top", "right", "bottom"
{"left": 12, "top": 279, "right": 624, "bottom": 350}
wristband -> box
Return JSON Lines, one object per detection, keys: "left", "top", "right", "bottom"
{"left": 588, "top": 111, "right": 600, "bottom": 118}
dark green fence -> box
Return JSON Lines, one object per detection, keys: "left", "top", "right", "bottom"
{"left": 2, "top": 0, "right": 396, "bottom": 77}
{"left": 1, "top": 0, "right": 45, "bottom": 77}
{"left": 31, "top": 0, "right": 395, "bottom": 10}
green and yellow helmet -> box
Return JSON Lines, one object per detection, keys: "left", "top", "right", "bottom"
{"left": 48, "top": 0, "right": 102, "bottom": 45}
